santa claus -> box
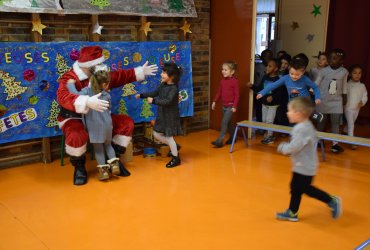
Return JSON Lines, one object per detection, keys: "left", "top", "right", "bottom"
{"left": 57, "top": 45, "right": 158, "bottom": 185}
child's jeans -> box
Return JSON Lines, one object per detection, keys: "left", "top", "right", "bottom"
{"left": 216, "top": 106, "right": 235, "bottom": 143}
{"left": 262, "top": 104, "right": 278, "bottom": 137}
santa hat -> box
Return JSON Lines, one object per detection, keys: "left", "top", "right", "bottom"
{"left": 77, "top": 46, "right": 105, "bottom": 68}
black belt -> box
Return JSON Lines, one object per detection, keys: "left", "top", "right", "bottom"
{"left": 59, "top": 106, "right": 81, "bottom": 119}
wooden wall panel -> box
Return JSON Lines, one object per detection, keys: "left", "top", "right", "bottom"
{"left": 210, "top": 0, "right": 254, "bottom": 130}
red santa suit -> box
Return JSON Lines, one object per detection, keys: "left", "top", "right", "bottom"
{"left": 57, "top": 47, "right": 145, "bottom": 157}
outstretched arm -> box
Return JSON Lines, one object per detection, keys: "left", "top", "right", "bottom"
{"left": 109, "top": 61, "right": 159, "bottom": 89}
{"left": 305, "top": 76, "right": 321, "bottom": 102}
{"left": 258, "top": 76, "right": 285, "bottom": 97}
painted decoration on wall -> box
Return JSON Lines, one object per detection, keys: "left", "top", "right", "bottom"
{"left": 179, "top": 20, "right": 192, "bottom": 36}
{"left": 306, "top": 34, "right": 315, "bottom": 42}
{"left": 92, "top": 21, "right": 103, "bottom": 35}
{"left": 0, "top": 41, "right": 193, "bottom": 144}
{"left": 311, "top": 4, "right": 321, "bottom": 17}
{"left": 0, "top": 0, "right": 197, "bottom": 17}
{"left": 291, "top": 21, "right": 299, "bottom": 31}
{"left": 140, "top": 21, "right": 152, "bottom": 37}
{"left": 31, "top": 18, "right": 47, "bottom": 35}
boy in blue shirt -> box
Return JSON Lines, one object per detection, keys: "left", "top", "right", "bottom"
{"left": 257, "top": 57, "right": 321, "bottom": 104}
{"left": 256, "top": 57, "right": 323, "bottom": 122}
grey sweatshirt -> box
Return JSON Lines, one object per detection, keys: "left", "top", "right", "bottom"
{"left": 277, "top": 120, "right": 318, "bottom": 176}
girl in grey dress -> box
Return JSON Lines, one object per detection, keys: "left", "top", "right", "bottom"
{"left": 67, "top": 66, "right": 122, "bottom": 180}
{"left": 136, "top": 63, "right": 183, "bottom": 168}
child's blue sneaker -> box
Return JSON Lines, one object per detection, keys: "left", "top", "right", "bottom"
{"left": 328, "top": 196, "right": 342, "bottom": 219}
{"left": 276, "top": 209, "right": 298, "bottom": 222}
{"left": 261, "top": 136, "right": 275, "bottom": 145}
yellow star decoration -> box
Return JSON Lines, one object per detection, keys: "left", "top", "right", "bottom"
{"left": 179, "top": 21, "right": 192, "bottom": 37}
{"left": 32, "top": 19, "right": 47, "bottom": 35}
{"left": 140, "top": 22, "right": 152, "bottom": 37}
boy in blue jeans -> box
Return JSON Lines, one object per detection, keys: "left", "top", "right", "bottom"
{"left": 276, "top": 97, "right": 341, "bottom": 221}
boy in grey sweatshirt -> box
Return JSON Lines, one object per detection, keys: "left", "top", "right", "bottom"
{"left": 276, "top": 96, "right": 341, "bottom": 222}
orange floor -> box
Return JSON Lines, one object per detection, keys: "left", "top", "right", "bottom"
{"left": 0, "top": 130, "right": 369, "bottom": 250}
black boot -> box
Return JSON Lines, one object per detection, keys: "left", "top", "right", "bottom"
{"left": 112, "top": 144, "right": 131, "bottom": 177}
{"left": 70, "top": 155, "right": 87, "bottom": 185}
{"left": 166, "top": 155, "right": 181, "bottom": 168}
{"left": 118, "top": 161, "right": 131, "bottom": 176}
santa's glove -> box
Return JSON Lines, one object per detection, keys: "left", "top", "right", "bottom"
{"left": 87, "top": 93, "right": 109, "bottom": 112}
{"left": 142, "top": 61, "right": 158, "bottom": 76}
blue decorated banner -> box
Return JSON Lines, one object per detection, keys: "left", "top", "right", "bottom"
{"left": 0, "top": 41, "right": 193, "bottom": 144}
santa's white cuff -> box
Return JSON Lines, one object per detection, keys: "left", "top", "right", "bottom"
{"left": 112, "top": 135, "right": 132, "bottom": 147}
{"left": 74, "top": 95, "right": 90, "bottom": 114}
{"left": 134, "top": 66, "right": 145, "bottom": 82}
{"left": 65, "top": 143, "right": 87, "bottom": 157}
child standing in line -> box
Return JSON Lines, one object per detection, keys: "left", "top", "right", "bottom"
{"left": 275, "top": 53, "right": 291, "bottom": 127}
{"left": 276, "top": 96, "right": 341, "bottom": 222}
{"left": 309, "top": 51, "right": 328, "bottom": 82}
{"left": 278, "top": 53, "right": 291, "bottom": 77}
{"left": 211, "top": 61, "right": 240, "bottom": 148}
{"left": 344, "top": 64, "right": 368, "bottom": 149}
{"left": 315, "top": 48, "right": 348, "bottom": 153}
{"left": 67, "top": 65, "right": 130, "bottom": 180}
{"left": 254, "top": 50, "right": 273, "bottom": 128}
{"left": 135, "top": 62, "right": 183, "bottom": 168}
{"left": 249, "top": 58, "right": 284, "bottom": 144}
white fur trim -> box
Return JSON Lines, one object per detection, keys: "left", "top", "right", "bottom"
{"left": 107, "top": 157, "right": 119, "bottom": 164}
{"left": 74, "top": 95, "right": 90, "bottom": 114}
{"left": 73, "top": 62, "right": 89, "bottom": 81}
{"left": 94, "top": 64, "right": 108, "bottom": 73}
{"left": 97, "top": 164, "right": 110, "bottom": 168}
{"left": 134, "top": 66, "right": 145, "bottom": 82}
{"left": 78, "top": 55, "right": 105, "bottom": 68}
{"left": 112, "top": 135, "right": 131, "bottom": 147}
{"left": 65, "top": 143, "right": 87, "bottom": 157}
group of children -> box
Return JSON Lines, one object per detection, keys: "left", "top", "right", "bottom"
{"left": 210, "top": 48, "right": 368, "bottom": 222}
{"left": 247, "top": 48, "right": 367, "bottom": 153}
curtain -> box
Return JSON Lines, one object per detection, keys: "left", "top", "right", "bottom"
{"left": 326, "top": 0, "right": 370, "bottom": 119}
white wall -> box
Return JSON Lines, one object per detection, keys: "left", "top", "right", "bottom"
{"left": 277, "top": 0, "right": 330, "bottom": 70}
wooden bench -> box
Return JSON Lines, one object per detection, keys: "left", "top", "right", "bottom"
{"left": 229, "top": 120, "right": 370, "bottom": 161}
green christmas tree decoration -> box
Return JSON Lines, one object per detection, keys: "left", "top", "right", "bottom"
{"left": 168, "top": 0, "right": 184, "bottom": 12}
{"left": 0, "top": 0, "right": 12, "bottom": 7}
{"left": 0, "top": 104, "right": 7, "bottom": 118}
{"left": 55, "top": 53, "right": 71, "bottom": 80}
{"left": 31, "top": 0, "right": 38, "bottom": 7}
{"left": 46, "top": 100, "right": 60, "bottom": 128}
{"left": 0, "top": 70, "right": 28, "bottom": 101}
{"left": 140, "top": 99, "right": 154, "bottom": 118}
{"left": 118, "top": 98, "right": 128, "bottom": 115}
{"left": 121, "top": 83, "right": 137, "bottom": 97}
{"left": 91, "top": 0, "right": 111, "bottom": 10}
{"left": 141, "top": 0, "right": 150, "bottom": 13}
